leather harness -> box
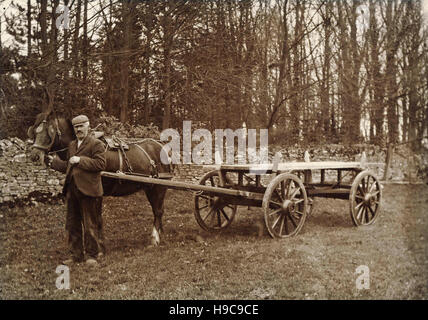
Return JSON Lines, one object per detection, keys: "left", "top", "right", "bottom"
{"left": 108, "top": 137, "right": 162, "bottom": 178}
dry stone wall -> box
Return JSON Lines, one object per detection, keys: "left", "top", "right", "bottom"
{"left": 1, "top": 137, "right": 427, "bottom": 207}
{"left": 0, "top": 138, "right": 64, "bottom": 207}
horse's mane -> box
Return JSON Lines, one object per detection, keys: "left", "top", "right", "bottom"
{"left": 61, "top": 117, "right": 76, "bottom": 140}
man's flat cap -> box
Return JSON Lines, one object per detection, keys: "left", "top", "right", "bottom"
{"left": 72, "top": 115, "right": 89, "bottom": 126}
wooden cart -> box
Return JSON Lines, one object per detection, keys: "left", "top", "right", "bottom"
{"left": 101, "top": 159, "right": 382, "bottom": 238}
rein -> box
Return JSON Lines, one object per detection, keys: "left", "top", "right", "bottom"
{"left": 48, "top": 146, "right": 68, "bottom": 155}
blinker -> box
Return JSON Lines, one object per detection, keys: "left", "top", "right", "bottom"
{"left": 35, "top": 123, "right": 44, "bottom": 133}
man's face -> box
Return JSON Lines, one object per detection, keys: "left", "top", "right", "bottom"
{"left": 74, "top": 122, "right": 89, "bottom": 140}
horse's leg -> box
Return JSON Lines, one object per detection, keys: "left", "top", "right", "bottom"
{"left": 145, "top": 185, "right": 168, "bottom": 246}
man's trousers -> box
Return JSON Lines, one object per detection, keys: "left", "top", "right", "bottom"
{"left": 65, "top": 178, "right": 105, "bottom": 261}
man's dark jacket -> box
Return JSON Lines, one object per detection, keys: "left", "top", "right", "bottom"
{"left": 51, "top": 135, "right": 106, "bottom": 197}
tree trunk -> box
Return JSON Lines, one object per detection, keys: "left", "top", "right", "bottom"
{"left": 368, "top": 1, "right": 385, "bottom": 145}
{"left": 82, "top": 0, "right": 88, "bottom": 83}
{"left": 120, "top": 0, "right": 131, "bottom": 123}
{"left": 47, "top": 0, "right": 59, "bottom": 110}
{"left": 63, "top": 0, "right": 70, "bottom": 112}
{"left": 162, "top": 4, "right": 173, "bottom": 130}
{"left": 27, "top": 0, "right": 31, "bottom": 57}
{"left": 321, "top": 1, "right": 332, "bottom": 139}
{"left": 385, "top": 0, "right": 399, "bottom": 144}
{"left": 143, "top": 5, "right": 153, "bottom": 125}
{"left": 72, "top": 0, "right": 81, "bottom": 79}
{"left": 290, "top": 0, "right": 303, "bottom": 142}
{"left": 39, "top": 0, "right": 48, "bottom": 116}
{"left": 404, "top": 1, "right": 422, "bottom": 150}
{"left": 267, "top": 0, "right": 289, "bottom": 130}
{"left": 40, "top": 0, "right": 48, "bottom": 58}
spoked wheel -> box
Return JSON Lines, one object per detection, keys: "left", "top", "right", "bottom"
{"left": 263, "top": 173, "right": 308, "bottom": 238}
{"left": 194, "top": 170, "right": 237, "bottom": 232}
{"left": 350, "top": 170, "right": 382, "bottom": 226}
{"left": 290, "top": 170, "right": 314, "bottom": 216}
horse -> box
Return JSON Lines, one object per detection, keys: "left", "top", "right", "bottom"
{"left": 27, "top": 111, "right": 172, "bottom": 246}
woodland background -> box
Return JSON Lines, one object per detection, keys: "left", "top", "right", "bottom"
{"left": 0, "top": 0, "right": 427, "bottom": 150}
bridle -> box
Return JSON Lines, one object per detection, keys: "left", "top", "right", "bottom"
{"left": 32, "top": 115, "right": 66, "bottom": 154}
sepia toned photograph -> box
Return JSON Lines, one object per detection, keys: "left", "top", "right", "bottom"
{"left": 0, "top": 0, "right": 427, "bottom": 302}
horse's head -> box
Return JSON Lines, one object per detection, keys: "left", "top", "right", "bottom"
{"left": 27, "top": 112, "right": 75, "bottom": 166}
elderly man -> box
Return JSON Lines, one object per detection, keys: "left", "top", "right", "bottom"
{"left": 48, "top": 115, "right": 106, "bottom": 265}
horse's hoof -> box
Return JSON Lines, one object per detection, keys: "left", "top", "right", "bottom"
{"left": 151, "top": 227, "right": 161, "bottom": 246}
{"left": 151, "top": 238, "right": 160, "bottom": 246}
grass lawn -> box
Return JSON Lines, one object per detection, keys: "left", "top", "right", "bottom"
{"left": 0, "top": 184, "right": 427, "bottom": 299}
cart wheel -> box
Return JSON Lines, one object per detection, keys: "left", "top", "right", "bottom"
{"left": 290, "top": 170, "right": 314, "bottom": 216}
{"left": 194, "top": 170, "right": 237, "bottom": 232}
{"left": 350, "top": 170, "right": 382, "bottom": 226}
{"left": 263, "top": 173, "right": 308, "bottom": 238}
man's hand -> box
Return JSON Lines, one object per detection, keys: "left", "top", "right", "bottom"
{"left": 45, "top": 154, "right": 54, "bottom": 167}
{"left": 69, "top": 156, "right": 80, "bottom": 165}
